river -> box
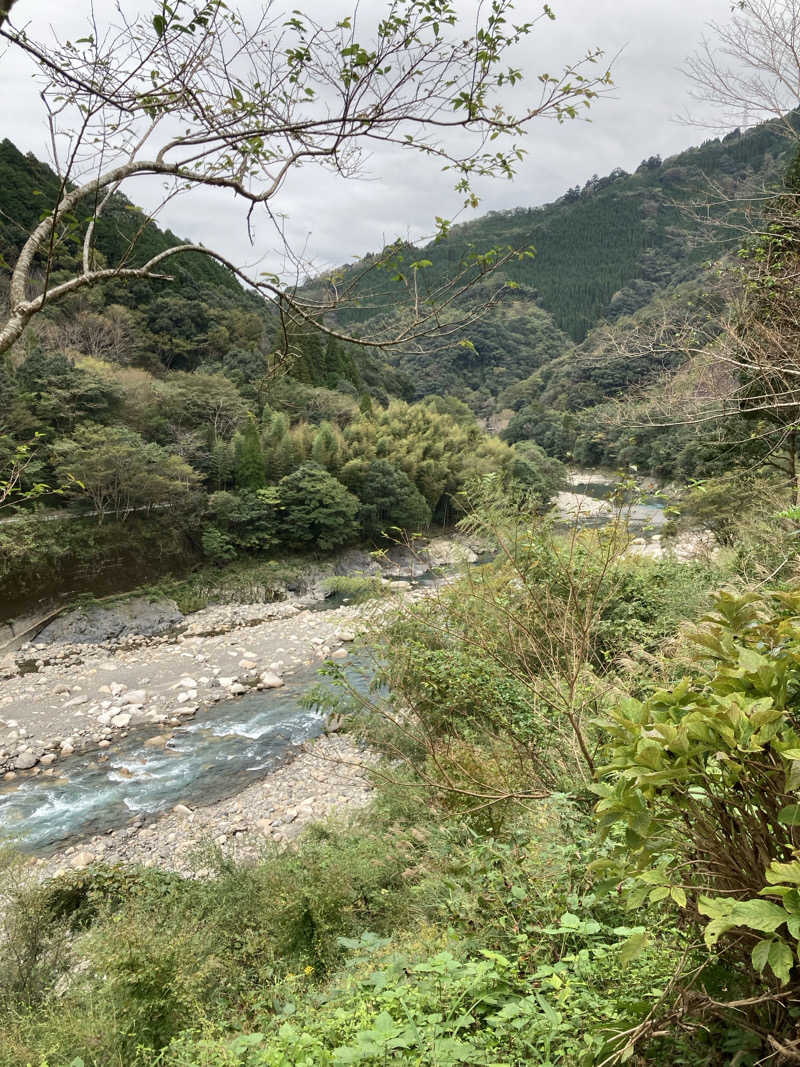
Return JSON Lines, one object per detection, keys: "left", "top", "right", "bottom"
{"left": 0, "top": 472, "right": 667, "bottom": 858}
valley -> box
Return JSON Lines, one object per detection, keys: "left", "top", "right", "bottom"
{"left": 4, "top": 0, "right": 800, "bottom": 1062}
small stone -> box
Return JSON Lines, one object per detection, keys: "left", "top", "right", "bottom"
{"left": 173, "top": 804, "right": 193, "bottom": 817}
{"left": 228, "top": 683, "right": 247, "bottom": 696}
{"left": 121, "top": 689, "right": 146, "bottom": 705}
{"left": 110, "top": 682, "right": 126, "bottom": 697}
{"left": 71, "top": 851, "right": 93, "bottom": 869}
{"left": 144, "top": 734, "right": 171, "bottom": 748}
{"left": 239, "top": 659, "right": 257, "bottom": 670}
{"left": 178, "top": 677, "right": 197, "bottom": 689}
{"left": 111, "top": 713, "right": 131, "bottom": 728}
{"left": 14, "top": 750, "right": 38, "bottom": 770}
{"left": 335, "top": 629, "right": 356, "bottom": 642}
{"left": 98, "top": 739, "right": 112, "bottom": 749}
{"left": 259, "top": 671, "right": 285, "bottom": 689}
{"left": 176, "top": 690, "right": 196, "bottom": 704}
{"left": 63, "top": 694, "right": 89, "bottom": 708}
{"left": 39, "top": 753, "right": 57, "bottom": 765}
{"left": 329, "top": 648, "right": 348, "bottom": 660}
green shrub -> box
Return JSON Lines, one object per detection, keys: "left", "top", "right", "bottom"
{"left": 320, "top": 574, "right": 391, "bottom": 604}
{"left": 595, "top": 588, "right": 800, "bottom": 1050}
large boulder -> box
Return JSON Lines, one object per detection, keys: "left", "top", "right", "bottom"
{"left": 333, "top": 548, "right": 383, "bottom": 578}
{"left": 35, "top": 597, "right": 183, "bottom": 646}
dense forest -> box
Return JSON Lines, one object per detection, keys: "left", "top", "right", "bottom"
{"left": 0, "top": 137, "right": 564, "bottom": 607}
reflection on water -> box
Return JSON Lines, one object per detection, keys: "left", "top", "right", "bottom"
{"left": 565, "top": 477, "right": 667, "bottom": 533}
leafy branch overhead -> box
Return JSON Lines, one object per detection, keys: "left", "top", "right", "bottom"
{"left": 0, "top": 0, "right": 611, "bottom": 357}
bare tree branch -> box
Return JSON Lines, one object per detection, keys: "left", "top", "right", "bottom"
{"left": 0, "top": 0, "right": 613, "bottom": 359}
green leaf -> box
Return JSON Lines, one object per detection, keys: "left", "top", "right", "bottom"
{"left": 733, "top": 898, "right": 788, "bottom": 933}
{"left": 778, "top": 805, "right": 800, "bottom": 826}
{"left": 559, "top": 912, "right": 581, "bottom": 929}
{"left": 752, "top": 938, "right": 773, "bottom": 974}
{"left": 670, "top": 886, "right": 687, "bottom": 908}
{"left": 768, "top": 940, "right": 794, "bottom": 984}
{"left": 648, "top": 886, "right": 670, "bottom": 903}
{"left": 766, "top": 861, "right": 800, "bottom": 886}
{"left": 152, "top": 13, "right": 166, "bottom": 36}
{"left": 620, "top": 930, "right": 649, "bottom": 964}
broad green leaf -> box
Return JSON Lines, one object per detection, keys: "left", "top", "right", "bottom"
{"left": 766, "top": 860, "right": 800, "bottom": 886}
{"left": 778, "top": 804, "right": 800, "bottom": 826}
{"left": 558, "top": 912, "right": 581, "bottom": 929}
{"left": 769, "top": 940, "right": 794, "bottom": 984}
{"left": 619, "top": 930, "right": 649, "bottom": 964}
{"left": 752, "top": 938, "right": 772, "bottom": 974}
{"left": 732, "top": 898, "right": 788, "bottom": 933}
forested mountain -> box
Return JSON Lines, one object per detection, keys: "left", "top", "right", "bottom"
{"left": 2, "top": 112, "right": 796, "bottom": 606}
{"left": 323, "top": 118, "right": 794, "bottom": 413}
{"left": 0, "top": 137, "right": 564, "bottom": 607}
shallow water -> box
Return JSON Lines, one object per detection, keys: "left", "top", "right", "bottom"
{"left": 0, "top": 481, "right": 666, "bottom": 857}
{"left": 0, "top": 657, "right": 370, "bottom": 855}
{"left": 567, "top": 478, "right": 667, "bottom": 532}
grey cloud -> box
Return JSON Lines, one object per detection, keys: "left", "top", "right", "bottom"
{"left": 3, "top": 0, "right": 731, "bottom": 274}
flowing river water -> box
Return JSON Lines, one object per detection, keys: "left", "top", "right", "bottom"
{"left": 0, "top": 474, "right": 667, "bottom": 856}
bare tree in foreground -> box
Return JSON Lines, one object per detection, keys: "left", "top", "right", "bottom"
{"left": 0, "top": 0, "right": 612, "bottom": 360}
{"left": 0, "top": 0, "right": 18, "bottom": 31}
{"left": 684, "top": 0, "right": 800, "bottom": 139}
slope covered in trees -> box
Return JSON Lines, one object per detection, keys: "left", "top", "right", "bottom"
{"left": 0, "top": 138, "right": 567, "bottom": 608}
{"left": 321, "top": 118, "right": 794, "bottom": 414}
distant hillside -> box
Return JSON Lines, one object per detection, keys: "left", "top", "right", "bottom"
{"left": 321, "top": 118, "right": 793, "bottom": 412}
{"left": 428, "top": 119, "right": 791, "bottom": 341}
{"left": 3, "top": 120, "right": 794, "bottom": 422}
{"left": 0, "top": 138, "right": 406, "bottom": 394}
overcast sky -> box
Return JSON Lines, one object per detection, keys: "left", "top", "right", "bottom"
{"left": 1, "top": 0, "right": 733, "bottom": 275}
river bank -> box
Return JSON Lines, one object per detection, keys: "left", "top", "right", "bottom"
{"left": 0, "top": 534, "right": 485, "bottom": 873}
{"left": 31, "top": 731, "right": 374, "bottom": 879}
{"left": 0, "top": 495, "right": 716, "bottom": 879}
{"left": 0, "top": 537, "right": 478, "bottom": 776}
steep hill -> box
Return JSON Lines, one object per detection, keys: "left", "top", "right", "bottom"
{"left": 0, "top": 138, "right": 246, "bottom": 309}
{"left": 324, "top": 118, "right": 794, "bottom": 411}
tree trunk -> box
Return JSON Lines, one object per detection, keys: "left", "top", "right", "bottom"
{"left": 791, "top": 428, "right": 799, "bottom": 508}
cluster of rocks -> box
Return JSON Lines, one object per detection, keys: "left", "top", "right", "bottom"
{"left": 0, "top": 609, "right": 366, "bottom": 775}
{"left": 36, "top": 732, "right": 374, "bottom": 879}
{"left": 0, "top": 534, "right": 485, "bottom": 875}
{"left": 179, "top": 600, "right": 301, "bottom": 637}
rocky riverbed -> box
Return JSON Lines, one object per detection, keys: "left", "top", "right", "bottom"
{"left": 32, "top": 732, "right": 374, "bottom": 879}
{"left": 0, "top": 536, "right": 481, "bottom": 875}
{"left": 0, "top": 537, "right": 478, "bottom": 777}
